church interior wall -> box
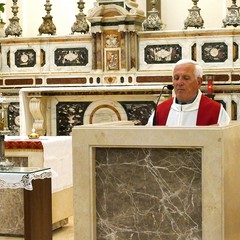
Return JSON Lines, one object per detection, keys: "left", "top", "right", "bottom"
{"left": 0, "top": 1, "right": 240, "bottom": 237}
{"left": 0, "top": 0, "right": 239, "bottom": 136}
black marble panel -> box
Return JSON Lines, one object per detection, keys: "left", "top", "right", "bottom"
{"left": 54, "top": 48, "right": 88, "bottom": 66}
{"left": 56, "top": 102, "right": 91, "bottom": 136}
{"left": 8, "top": 102, "right": 20, "bottom": 136}
{"left": 7, "top": 50, "right": 10, "bottom": 67}
{"left": 145, "top": 44, "right": 182, "bottom": 64}
{"left": 56, "top": 101, "right": 155, "bottom": 135}
{"left": 120, "top": 101, "right": 155, "bottom": 125}
{"left": 15, "top": 49, "right": 36, "bottom": 68}
{"left": 99, "top": 1, "right": 124, "bottom": 7}
{"left": 96, "top": 148, "right": 202, "bottom": 240}
{"left": 202, "top": 42, "right": 228, "bottom": 63}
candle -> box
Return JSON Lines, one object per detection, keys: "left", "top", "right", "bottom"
{"left": 207, "top": 78, "right": 213, "bottom": 95}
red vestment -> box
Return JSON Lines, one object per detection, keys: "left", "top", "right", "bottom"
{"left": 155, "top": 94, "right": 221, "bottom": 126}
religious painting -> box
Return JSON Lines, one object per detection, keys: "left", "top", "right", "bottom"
{"left": 201, "top": 42, "right": 228, "bottom": 63}
{"left": 15, "top": 49, "right": 36, "bottom": 68}
{"left": 144, "top": 44, "right": 182, "bottom": 64}
{"left": 105, "top": 49, "right": 120, "bottom": 71}
{"left": 54, "top": 47, "right": 88, "bottom": 66}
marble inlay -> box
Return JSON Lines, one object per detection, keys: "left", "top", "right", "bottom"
{"left": 233, "top": 42, "right": 238, "bottom": 62}
{"left": 15, "top": 49, "right": 36, "bottom": 68}
{"left": 96, "top": 148, "right": 202, "bottom": 239}
{"left": 56, "top": 102, "right": 91, "bottom": 136}
{"left": 8, "top": 103, "right": 20, "bottom": 136}
{"left": 201, "top": 42, "right": 228, "bottom": 63}
{"left": 40, "top": 49, "right": 46, "bottom": 67}
{"left": 54, "top": 48, "right": 88, "bottom": 66}
{"left": 192, "top": 43, "right": 197, "bottom": 61}
{"left": 57, "top": 101, "right": 154, "bottom": 135}
{"left": 120, "top": 101, "right": 155, "bottom": 125}
{"left": 144, "top": 44, "right": 182, "bottom": 64}
{"left": 7, "top": 50, "right": 10, "bottom": 67}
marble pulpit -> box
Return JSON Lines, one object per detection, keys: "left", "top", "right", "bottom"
{"left": 72, "top": 121, "right": 240, "bottom": 240}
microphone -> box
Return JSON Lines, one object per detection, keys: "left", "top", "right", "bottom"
{"left": 152, "top": 85, "right": 174, "bottom": 125}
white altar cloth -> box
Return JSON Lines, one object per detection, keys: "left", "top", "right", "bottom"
{"left": 0, "top": 167, "right": 56, "bottom": 190}
{"left": 5, "top": 136, "right": 72, "bottom": 192}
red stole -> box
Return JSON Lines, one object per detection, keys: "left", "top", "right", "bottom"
{"left": 155, "top": 94, "right": 221, "bottom": 126}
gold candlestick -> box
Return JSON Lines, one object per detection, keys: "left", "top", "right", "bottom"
{"left": 184, "top": 0, "right": 204, "bottom": 29}
{"left": 71, "top": 0, "right": 89, "bottom": 34}
{"left": 222, "top": 0, "right": 240, "bottom": 27}
{"left": 39, "top": 0, "right": 56, "bottom": 35}
{"left": 5, "top": 0, "right": 22, "bottom": 37}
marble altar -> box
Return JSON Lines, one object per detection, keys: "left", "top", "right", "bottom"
{"left": 72, "top": 121, "right": 240, "bottom": 240}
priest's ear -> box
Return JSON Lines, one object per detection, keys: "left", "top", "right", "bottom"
{"left": 197, "top": 77, "right": 203, "bottom": 86}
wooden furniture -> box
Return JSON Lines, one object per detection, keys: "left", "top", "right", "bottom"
{"left": 0, "top": 167, "right": 54, "bottom": 240}
{"left": 2, "top": 136, "right": 73, "bottom": 236}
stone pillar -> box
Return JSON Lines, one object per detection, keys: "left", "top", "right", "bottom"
{"left": 120, "top": 31, "right": 127, "bottom": 71}
{"left": 129, "top": 31, "right": 137, "bottom": 70}
{"left": 96, "top": 32, "right": 103, "bottom": 71}
{"left": 92, "top": 33, "right": 97, "bottom": 70}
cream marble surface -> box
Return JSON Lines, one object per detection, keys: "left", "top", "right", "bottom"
{"left": 72, "top": 121, "right": 240, "bottom": 240}
{"left": 0, "top": 216, "right": 74, "bottom": 240}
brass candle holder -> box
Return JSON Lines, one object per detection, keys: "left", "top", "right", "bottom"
{"left": 0, "top": 135, "right": 14, "bottom": 170}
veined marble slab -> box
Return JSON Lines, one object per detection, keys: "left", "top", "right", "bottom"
{"left": 73, "top": 121, "right": 240, "bottom": 240}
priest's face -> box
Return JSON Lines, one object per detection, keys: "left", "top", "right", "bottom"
{"left": 172, "top": 63, "right": 202, "bottom": 103}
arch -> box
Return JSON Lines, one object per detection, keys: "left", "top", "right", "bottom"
{"left": 88, "top": 4, "right": 130, "bottom": 18}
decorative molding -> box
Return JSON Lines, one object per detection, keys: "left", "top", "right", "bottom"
{"left": 29, "top": 97, "right": 46, "bottom": 136}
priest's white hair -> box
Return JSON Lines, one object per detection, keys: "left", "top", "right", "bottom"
{"left": 173, "top": 59, "right": 203, "bottom": 79}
